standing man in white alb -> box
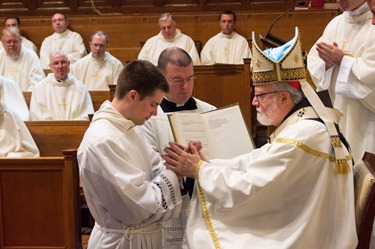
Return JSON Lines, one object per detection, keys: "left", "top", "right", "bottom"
{"left": 0, "top": 27, "right": 45, "bottom": 91}
{"left": 2, "top": 16, "right": 37, "bottom": 53}
{"left": 78, "top": 60, "right": 182, "bottom": 249}
{"left": 71, "top": 31, "right": 123, "bottom": 90}
{"left": 30, "top": 51, "right": 94, "bottom": 121}
{"left": 138, "top": 13, "right": 200, "bottom": 65}
{"left": 200, "top": 10, "right": 251, "bottom": 65}
{"left": 39, "top": 13, "right": 87, "bottom": 69}
{"left": 307, "top": 0, "right": 375, "bottom": 162}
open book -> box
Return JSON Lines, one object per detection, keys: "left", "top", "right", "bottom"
{"left": 168, "top": 103, "right": 255, "bottom": 160}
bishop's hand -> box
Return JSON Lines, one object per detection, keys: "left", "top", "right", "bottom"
{"left": 162, "top": 141, "right": 203, "bottom": 179}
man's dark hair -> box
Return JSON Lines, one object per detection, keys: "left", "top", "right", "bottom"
{"left": 4, "top": 16, "right": 20, "bottom": 26}
{"left": 115, "top": 60, "right": 169, "bottom": 100}
{"left": 90, "top": 31, "right": 109, "bottom": 44}
{"left": 219, "top": 10, "right": 236, "bottom": 22}
{"left": 157, "top": 47, "right": 192, "bottom": 75}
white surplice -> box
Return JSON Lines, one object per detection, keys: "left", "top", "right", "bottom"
{"left": 138, "top": 29, "right": 201, "bottom": 65}
{"left": 0, "top": 101, "right": 39, "bottom": 158}
{"left": 71, "top": 52, "right": 123, "bottom": 90}
{"left": 78, "top": 100, "right": 182, "bottom": 249}
{"left": 39, "top": 29, "right": 87, "bottom": 69}
{"left": 0, "top": 46, "right": 45, "bottom": 91}
{"left": 29, "top": 73, "right": 94, "bottom": 121}
{"left": 0, "top": 75, "right": 29, "bottom": 120}
{"left": 307, "top": 3, "right": 375, "bottom": 162}
{"left": 183, "top": 107, "right": 357, "bottom": 249}
{"left": 200, "top": 31, "right": 252, "bottom": 65}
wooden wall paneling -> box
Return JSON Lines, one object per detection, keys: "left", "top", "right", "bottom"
{"left": 16, "top": 10, "right": 338, "bottom": 63}
{"left": 193, "top": 59, "right": 254, "bottom": 136}
{"left": 0, "top": 0, "right": 332, "bottom": 15}
{"left": 34, "top": 0, "right": 71, "bottom": 11}
{"left": 0, "top": 0, "right": 30, "bottom": 13}
{"left": 118, "top": 0, "right": 157, "bottom": 8}
{"left": 76, "top": 0, "right": 114, "bottom": 12}
{"left": 163, "top": 0, "right": 199, "bottom": 7}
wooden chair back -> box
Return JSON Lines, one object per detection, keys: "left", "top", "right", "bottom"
{"left": 26, "top": 121, "right": 90, "bottom": 156}
{"left": 354, "top": 151, "right": 375, "bottom": 249}
{"left": 0, "top": 150, "right": 81, "bottom": 248}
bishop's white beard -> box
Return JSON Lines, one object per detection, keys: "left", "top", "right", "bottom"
{"left": 256, "top": 98, "right": 278, "bottom": 126}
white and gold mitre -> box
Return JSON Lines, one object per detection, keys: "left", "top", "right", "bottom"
{"left": 251, "top": 27, "right": 306, "bottom": 85}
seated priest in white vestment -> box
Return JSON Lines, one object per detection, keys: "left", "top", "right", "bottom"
{"left": 139, "top": 47, "right": 215, "bottom": 248}
{"left": 200, "top": 10, "right": 251, "bottom": 65}
{"left": 0, "top": 75, "right": 29, "bottom": 120}
{"left": 0, "top": 100, "right": 39, "bottom": 158}
{"left": 78, "top": 60, "right": 182, "bottom": 249}
{"left": 39, "top": 13, "right": 87, "bottom": 69}
{"left": 71, "top": 31, "right": 123, "bottom": 90}
{"left": 138, "top": 13, "right": 200, "bottom": 66}
{"left": 0, "top": 27, "right": 45, "bottom": 91}
{"left": 307, "top": 0, "right": 375, "bottom": 162}
{"left": 162, "top": 27, "right": 358, "bottom": 249}
{"left": 29, "top": 51, "right": 94, "bottom": 121}
{"left": 1, "top": 16, "right": 38, "bottom": 53}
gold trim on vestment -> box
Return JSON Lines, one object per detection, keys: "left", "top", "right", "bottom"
{"left": 274, "top": 137, "right": 352, "bottom": 166}
{"left": 196, "top": 160, "right": 221, "bottom": 249}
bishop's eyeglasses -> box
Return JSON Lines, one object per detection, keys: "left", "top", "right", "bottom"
{"left": 254, "top": 91, "right": 279, "bottom": 102}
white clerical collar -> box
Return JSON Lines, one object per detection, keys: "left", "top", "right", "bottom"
{"left": 164, "top": 96, "right": 184, "bottom": 107}
{"left": 347, "top": 2, "right": 369, "bottom": 16}
{"left": 220, "top": 31, "right": 236, "bottom": 38}
{"left": 55, "top": 29, "right": 69, "bottom": 37}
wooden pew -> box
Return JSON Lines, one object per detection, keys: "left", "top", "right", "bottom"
{"left": 17, "top": 11, "right": 339, "bottom": 63}
{"left": 23, "top": 85, "right": 116, "bottom": 111}
{"left": 0, "top": 150, "right": 82, "bottom": 249}
{"left": 26, "top": 121, "right": 90, "bottom": 156}
{"left": 193, "top": 59, "right": 256, "bottom": 136}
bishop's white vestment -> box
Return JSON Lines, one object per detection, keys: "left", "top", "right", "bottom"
{"left": 39, "top": 29, "right": 87, "bottom": 69}
{"left": 200, "top": 31, "right": 252, "bottom": 65}
{"left": 138, "top": 29, "right": 201, "bottom": 65}
{"left": 0, "top": 102, "right": 39, "bottom": 158}
{"left": 182, "top": 105, "right": 357, "bottom": 249}
{"left": 29, "top": 73, "right": 94, "bottom": 121}
{"left": 0, "top": 75, "right": 29, "bottom": 120}
{"left": 0, "top": 46, "right": 45, "bottom": 91}
{"left": 307, "top": 3, "right": 375, "bottom": 162}
{"left": 71, "top": 52, "right": 123, "bottom": 90}
{"left": 78, "top": 100, "right": 182, "bottom": 249}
